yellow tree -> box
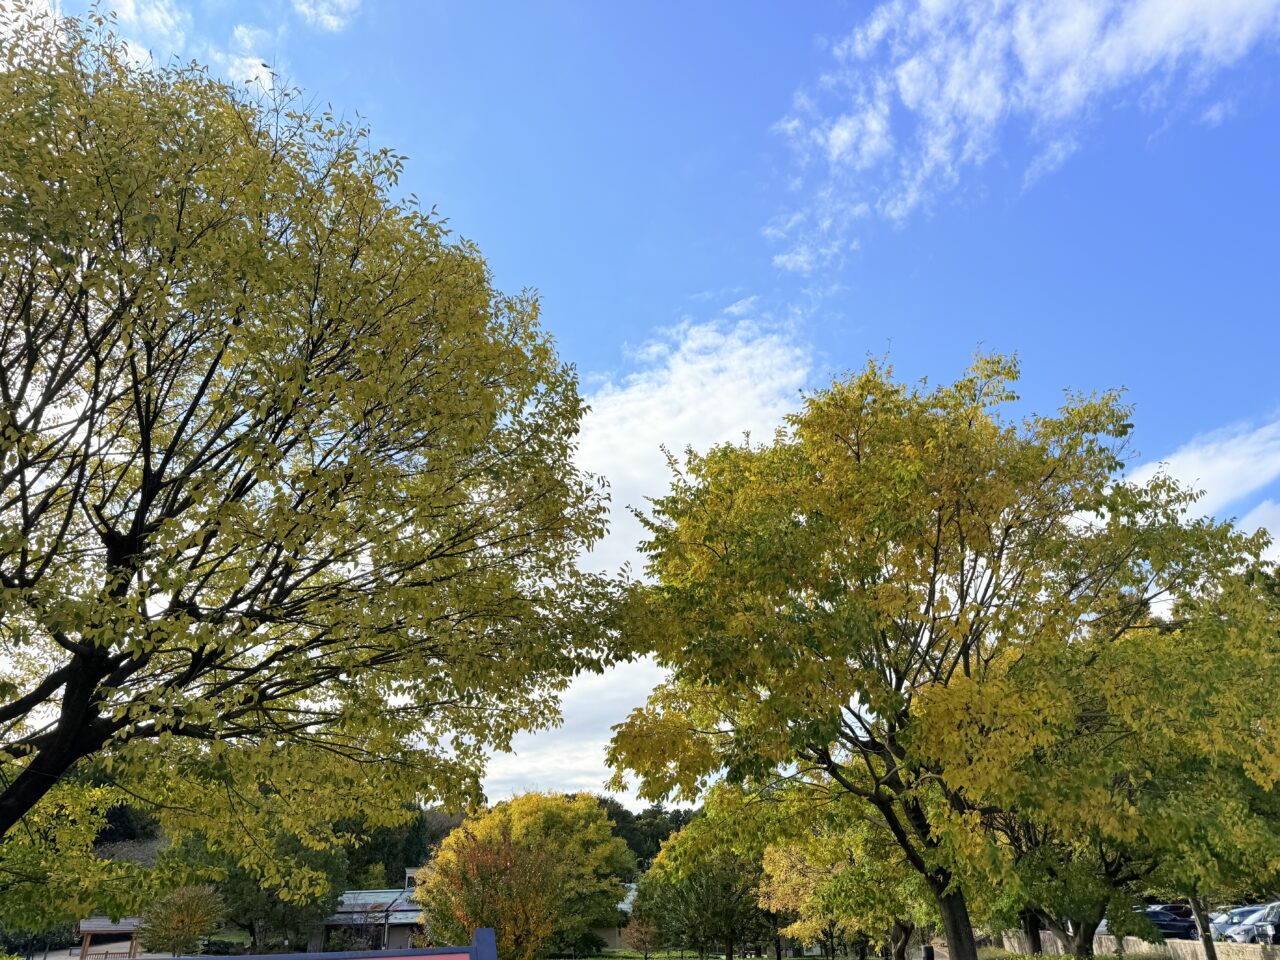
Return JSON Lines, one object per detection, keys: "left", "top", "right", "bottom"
{"left": 923, "top": 567, "right": 1280, "bottom": 957}
{"left": 0, "top": 5, "right": 616, "bottom": 920}
{"left": 754, "top": 794, "right": 934, "bottom": 960}
{"left": 414, "top": 794, "right": 635, "bottom": 960}
{"left": 609, "top": 356, "right": 1261, "bottom": 960}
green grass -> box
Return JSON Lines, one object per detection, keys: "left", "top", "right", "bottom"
{"left": 209, "top": 929, "right": 251, "bottom": 944}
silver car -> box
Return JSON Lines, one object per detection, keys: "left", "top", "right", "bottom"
{"left": 1224, "top": 903, "right": 1280, "bottom": 944}
{"left": 1212, "top": 905, "right": 1265, "bottom": 939}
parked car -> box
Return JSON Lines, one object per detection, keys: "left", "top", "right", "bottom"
{"left": 1143, "top": 909, "right": 1198, "bottom": 940}
{"left": 1099, "top": 908, "right": 1198, "bottom": 940}
{"left": 1224, "top": 903, "right": 1280, "bottom": 944}
{"left": 1156, "top": 904, "right": 1194, "bottom": 920}
{"left": 1212, "top": 904, "right": 1265, "bottom": 938}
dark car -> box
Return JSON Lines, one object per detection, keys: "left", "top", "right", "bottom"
{"left": 1156, "top": 904, "right": 1194, "bottom": 920}
{"left": 1144, "top": 909, "right": 1198, "bottom": 940}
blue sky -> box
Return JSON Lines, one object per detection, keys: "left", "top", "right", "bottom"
{"left": 67, "top": 0, "right": 1280, "bottom": 804}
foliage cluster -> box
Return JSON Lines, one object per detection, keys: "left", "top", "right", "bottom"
{"left": 608, "top": 357, "right": 1280, "bottom": 960}
{"left": 415, "top": 793, "right": 635, "bottom": 960}
{"left": 137, "top": 885, "right": 225, "bottom": 956}
{"left": 0, "top": 2, "right": 616, "bottom": 929}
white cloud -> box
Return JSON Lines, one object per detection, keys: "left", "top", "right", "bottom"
{"left": 1130, "top": 416, "right": 1280, "bottom": 515}
{"left": 482, "top": 658, "right": 668, "bottom": 804}
{"left": 1022, "top": 135, "right": 1079, "bottom": 188}
{"left": 114, "top": 0, "right": 190, "bottom": 55}
{"left": 484, "top": 314, "right": 812, "bottom": 806}
{"left": 292, "top": 0, "right": 360, "bottom": 32}
{"left": 203, "top": 22, "right": 275, "bottom": 88}
{"left": 1201, "top": 98, "right": 1238, "bottom": 126}
{"left": 773, "top": 245, "right": 818, "bottom": 274}
{"left": 825, "top": 94, "right": 894, "bottom": 169}
{"left": 576, "top": 316, "right": 810, "bottom": 576}
{"left": 1239, "top": 499, "right": 1280, "bottom": 561}
{"left": 770, "top": 236, "right": 855, "bottom": 274}
{"left": 771, "top": 0, "right": 1280, "bottom": 267}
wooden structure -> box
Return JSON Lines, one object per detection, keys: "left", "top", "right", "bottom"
{"left": 77, "top": 917, "right": 140, "bottom": 960}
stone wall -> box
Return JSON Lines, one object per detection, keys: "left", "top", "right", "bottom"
{"left": 1001, "top": 931, "right": 1280, "bottom": 960}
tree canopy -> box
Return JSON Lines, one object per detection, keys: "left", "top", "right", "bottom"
{"left": 608, "top": 356, "right": 1269, "bottom": 960}
{"left": 414, "top": 793, "right": 635, "bottom": 960}
{"left": 137, "top": 885, "right": 225, "bottom": 957}
{"left": 633, "top": 817, "right": 768, "bottom": 960}
{"left": 592, "top": 795, "right": 698, "bottom": 867}
{"left": 0, "top": 6, "right": 616, "bottom": 922}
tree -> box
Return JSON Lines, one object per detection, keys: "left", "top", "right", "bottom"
{"left": 137, "top": 885, "right": 225, "bottom": 957}
{"left": 929, "top": 568, "right": 1280, "bottom": 957}
{"left": 342, "top": 807, "right": 462, "bottom": 891}
{"left": 414, "top": 793, "right": 635, "bottom": 960}
{"left": 0, "top": 5, "right": 616, "bottom": 919}
{"left": 637, "top": 818, "right": 768, "bottom": 960}
{"left": 621, "top": 917, "right": 665, "bottom": 960}
{"left": 159, "top": 832, "right": 346, "bottom": 952}
{"left": 609, "top": 356, "right": 1259, "bottom": 960}
{"left": 0, "top": 779, "right": 145, "bottom": 927}
{"left": 593, "top": 795, "right": 697, "bottom": 868}
{"left": 753, "top": 793, "right": 935, "bottom": 960}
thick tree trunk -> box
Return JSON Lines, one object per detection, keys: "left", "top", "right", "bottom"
{"left": 1067, "top": 919, "right": 1101, "bottom": 958}
{"left": 935, "top": 888, "right": 978, "bottom": 960}
{"left": 1189, "top": 897, "right": 1219, "bottom": 960}
{"left": 890, "top": 921, "right": 912, "bottom": 960}
{"left": 1021, "top": 909, "right": 1043, "bottom": 954}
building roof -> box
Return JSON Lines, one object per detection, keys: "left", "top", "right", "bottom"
{"left": 325, "top": 888, "right": 419, "bottom": 927}
{"left": 79, "top": 917, "right": 141, "bottom": 934}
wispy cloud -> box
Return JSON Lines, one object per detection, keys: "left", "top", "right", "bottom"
{"left": 202, "top": 22, "right": 276, "bottom": 88}
{"left": 1201, "top": 98, "right": 1239, "bottom": 126}
{"left": 1130, "top": 416, "right": 1280, "bottom": 516}
{"left": 292, "top": 0, "right": 360, "bottom": 32}
{"left": 112, "top": 0, "right": 191, "bottom": 60}
{"left": 768, "top": 0, "right": 1280, "bottom": 267}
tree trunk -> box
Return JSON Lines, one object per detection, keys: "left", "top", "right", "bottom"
{"left": 936, "top": 888, "right": 978, "bottom": 960}
{"left": 1067, "top": 919, "right": 1101, "bottom": 958}
{"left": 0, "top": 660, "right": 114, "bottom": 838}
{"left": 1189, "top": 897, "right": 1219, "bottom": 960}
{"left": 890, "top": 921, "right": 912, "bottom": 960}
{"left": 1021, "top": 909, "right": 1043, "bottom": 954}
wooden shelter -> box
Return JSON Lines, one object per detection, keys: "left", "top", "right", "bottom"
{"left": 77, "top": 917, "right": 140, "bottom": 960}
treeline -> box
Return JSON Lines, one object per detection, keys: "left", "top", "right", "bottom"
{"left": 52, "top": 794, "right": 695, "bottom": 957}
